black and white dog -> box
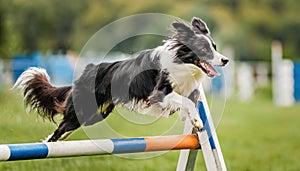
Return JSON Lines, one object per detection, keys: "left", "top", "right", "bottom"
{"left": 13, "top": 17, "right": 229, "bottom": 142}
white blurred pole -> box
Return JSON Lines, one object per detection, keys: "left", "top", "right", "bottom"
{"left": 271, "top": 41, "right": 294, "bottom": 106}
{"left": 237, "top": 63, "right": 254, "bottom": 101}
{"left": 222, "top": 47, "right": 235, "bottom": 98}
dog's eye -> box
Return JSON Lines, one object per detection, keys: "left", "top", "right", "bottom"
{"left": 201, "top": 48, "right": 207, "bottom": 52}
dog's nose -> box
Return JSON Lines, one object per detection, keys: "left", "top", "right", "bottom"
{"left": 221, "top": 58, "right": 229, "bottom": 65}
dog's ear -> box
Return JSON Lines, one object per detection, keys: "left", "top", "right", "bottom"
{"left": 191, "top": 17, "right": 210, "bottom": 34}
{"left": 172, "top": 20, "right": 193, "bottom": 35}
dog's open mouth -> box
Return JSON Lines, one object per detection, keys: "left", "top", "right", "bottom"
{"left": 198, "top": 60, "right": 219, "bottom": 77}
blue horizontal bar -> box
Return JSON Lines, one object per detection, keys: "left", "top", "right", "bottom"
{"left": 111, "top": 138, "right": 146, "bottom": 154}
{"left": 8, "top": 143, "right": 48, "bottom": 160}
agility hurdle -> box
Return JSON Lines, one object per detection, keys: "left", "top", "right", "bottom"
{"left": 0, "top": 84, "right": 226, "bottom": 170}
{"left": 0, "top": 134, "right": 199, "bottom": 161}
{"left": 177, "top": 85, "right": 227, "bottom": 171}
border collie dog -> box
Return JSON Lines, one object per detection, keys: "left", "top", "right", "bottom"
{"left": 13, "top": 17, "right": 229, "bottom": 142}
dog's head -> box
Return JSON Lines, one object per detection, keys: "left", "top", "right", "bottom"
{"left": 170, "top": 17, "right": 229, "bottom": 77}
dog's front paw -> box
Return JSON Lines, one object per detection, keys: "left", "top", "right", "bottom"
{"left": 187, "top": 107, "right": 203, "bottom": 128}
{"left": 191, "top": 117, "right": 203, "bottom": 129}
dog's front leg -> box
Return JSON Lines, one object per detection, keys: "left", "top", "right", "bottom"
{"left": 161, "top": 92, "right": 203, "bottom": 128}
{"left": 188, "top": 89, "right": 200, "bottom": 105}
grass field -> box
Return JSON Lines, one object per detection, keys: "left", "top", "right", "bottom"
{"left": 0, "top": 87, "right": 300, "bottom": 171}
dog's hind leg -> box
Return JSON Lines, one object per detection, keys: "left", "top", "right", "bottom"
{"left": 46, "top": 118, "right": 80, "bottom": 142}
{"left": 45, "top": 110, "right": 81, "bottom": 142}
{"left": 43, "top": 130, "right": 73, "bottom": 142}
{"left": 44, "top": 103, "right": 114, "bottom": 142}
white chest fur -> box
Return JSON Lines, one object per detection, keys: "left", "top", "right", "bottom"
{"left": 159, "top": 55, "right": 204, "bottom": 96}
{"left": 157, "top": 46, "right": 206, "bottom": 97}
{"left": 167, "top": 63, "right": 205, "bottom": 96}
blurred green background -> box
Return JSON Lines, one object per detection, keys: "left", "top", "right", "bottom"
{"left": 0, "top": 0, "right": 300, "bottom": 170}
{"left": 0, "top": 0, "right": 300, "bottom": 61}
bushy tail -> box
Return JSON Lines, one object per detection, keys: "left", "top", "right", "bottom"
{"left": 13, "top": 67, "right": 72, "bottom": 122}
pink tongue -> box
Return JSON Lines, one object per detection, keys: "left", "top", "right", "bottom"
{"left": 206, "top": 64, "right": 219, "bottom": 77}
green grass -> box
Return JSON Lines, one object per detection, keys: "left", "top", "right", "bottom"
{"left": 219, "top": 97, "right": 300, "bottom": 171}
{"left": 0, "top": 87, "right": 300, "bottom": 170}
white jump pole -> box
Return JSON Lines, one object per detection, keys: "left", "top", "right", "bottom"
{"left": 177, "top": 84, "right": 227, "bottom": 171}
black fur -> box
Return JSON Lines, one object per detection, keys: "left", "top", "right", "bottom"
{"left": 14, "top": 17, "right": 229, "bottom": 142}
{"left": 46, "top": 50, "right": 165, "bottom": 141}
